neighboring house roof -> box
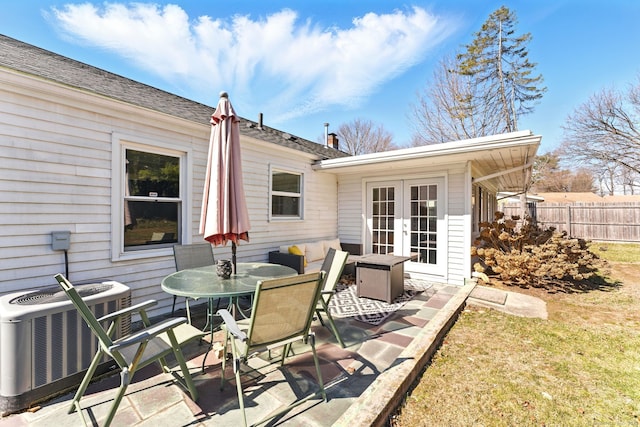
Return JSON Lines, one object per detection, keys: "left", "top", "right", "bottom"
{"left": 534, "top": 192, "right": 640, "bottom": 203}
{"left": 316, "top": 130, "right": 542, "bottom": 194}
{"left": 603, "top": 194, "right": 640, "bottom": 202}
{"left": 498, "top": 192, "right": 545, "bottom": 203}
{"left": 0, "top": 34, "right": 349, "bottom": 160}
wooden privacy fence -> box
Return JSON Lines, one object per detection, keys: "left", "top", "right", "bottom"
{"left": 502, "top": 202, "right": 640, "bottom": 243}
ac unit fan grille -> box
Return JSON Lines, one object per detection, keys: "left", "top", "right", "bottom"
{"left": 9, "top": 284, "right": 114, "bottom": 305}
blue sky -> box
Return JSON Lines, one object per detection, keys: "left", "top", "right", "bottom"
{"left": 3, "top": 1, "right": 640, "bottom": 154}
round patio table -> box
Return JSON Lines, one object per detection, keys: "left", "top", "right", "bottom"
{"left": 162, "top": 261, "right": 298, "bottom": 316}
{"left": 162, "top": 262, "right": 298, "bottom": 369}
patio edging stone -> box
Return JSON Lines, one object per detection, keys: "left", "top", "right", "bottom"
{"left": 333, "top": 279, "right": 477, "bottom": 427}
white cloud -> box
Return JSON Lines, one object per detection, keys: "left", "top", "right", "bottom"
{"left": 51, "top": 3, "right": 454, "bottom": 123}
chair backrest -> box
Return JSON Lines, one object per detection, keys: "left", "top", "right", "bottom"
{"left": 245, "top": 272, "right": 325, "bottom": 350}
{"left": 54, "top": 274, "right": 116, "bottom": 353}
{"left": 173, "top": 243, "right": 215, "bottom": 271}
{"left": 320, "top": 248, "right": 349, "bottom": 295}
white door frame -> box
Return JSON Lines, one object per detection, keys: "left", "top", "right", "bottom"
{"left": 402, "top": 177, "right": 446, "bottom": 276}
{"left": 364, "top": 177, "right": 447, "bottom": 277}
{"left": 364, "top": 180, "right": 402, "bottom": 255}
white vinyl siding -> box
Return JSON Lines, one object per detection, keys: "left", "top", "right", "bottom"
{"left": 336, "top": 174, "right": 364, "bottom": 245}
{"left": 0, "top": 69, "right": 339, "bottom": 317}
{"left": 446, "top": 168, "right": 469, "bottom": 285}
{"left": 3, "top": 55, "right": 493, "bottom": 323}
{"left": 0, "top": 71, "right": 205, "bottom": 314}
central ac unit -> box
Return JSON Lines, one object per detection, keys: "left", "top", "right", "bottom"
{"left": 0, "top": 280, "right": 131, "bottom": 414}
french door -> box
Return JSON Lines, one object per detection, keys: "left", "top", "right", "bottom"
{"left": 366, "top": 178, "right": 445, "bottom": 276}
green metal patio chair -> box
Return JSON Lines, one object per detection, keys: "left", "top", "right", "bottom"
{"left": 218, "top": 271, "right": 327, "bottom": 427}
{"left": 315, "top": 247, "right": 349, "bottom": 348}
{"left": 54, "top": 273, "right": 205, "bottom": 427}
{"left": 173, "top": 243, "right": 215, "bottom": 322}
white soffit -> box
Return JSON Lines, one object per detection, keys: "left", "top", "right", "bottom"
{"left": 313, "top": 130, "right": 541, "bottom": 174}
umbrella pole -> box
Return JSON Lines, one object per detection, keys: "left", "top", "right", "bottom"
{"left": 232, "top": 241, "right": 237, "bottom": 275}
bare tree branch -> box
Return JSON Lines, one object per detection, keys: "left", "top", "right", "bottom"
{"left": 561, "top": 80, "right": 640, "bottom": 188}
{"left": 337, "top": 118, "right": 396, "bottom": 155}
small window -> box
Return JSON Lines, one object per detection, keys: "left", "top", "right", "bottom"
{"left": 271, "top": 169, "right": 302, "bottom": 219}
{"left": 124, "top": 149, "right": 181, "bottom": 250}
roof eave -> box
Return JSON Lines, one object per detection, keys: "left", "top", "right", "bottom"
{"left": 313, "top": 130, "right": 540, "bottom": 171}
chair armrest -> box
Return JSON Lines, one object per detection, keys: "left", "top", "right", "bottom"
{"left": 340, "top": 242, "right": 363, "bottom": 255}
{"left": 98, "top": 300, "right": 158, "bottom": 324}
{"left": 268, "top": 250, "right": 304, "bottom": 274}
{"left": 217, "top": 309, "right": 248, "bottom": 342}
{"left": 109, "top": 317, "right": 187, "bottom": 351}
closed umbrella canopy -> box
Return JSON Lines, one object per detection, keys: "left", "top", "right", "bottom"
{"left": 199, "top": 92, "right": 250, "bottom": 272}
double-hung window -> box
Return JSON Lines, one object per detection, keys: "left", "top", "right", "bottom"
{"left": 112, "top": 135, "right": 188, "bottom": 260}
{"left": 270, "top": 168, "right": 303, "bottom": 219}
{"left": 124, "top": 148, "right": 180, "bottom": 249}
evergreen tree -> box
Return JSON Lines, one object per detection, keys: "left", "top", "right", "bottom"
{"left": 457, "top": 6, "right": 546, "bottom": 133}
{"left": 412, "top": 6, "right": 546, "bottom": 144}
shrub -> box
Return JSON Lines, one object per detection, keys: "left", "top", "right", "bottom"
{"left": 471, "top": 212, "right": 606, "bottom": 288}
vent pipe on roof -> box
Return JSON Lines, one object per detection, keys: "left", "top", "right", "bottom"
{"left": 324, "top": 122, "right": 329, "bottom": 146}
{"left": 258, "top": 113, "right": 263, "bottom": 130}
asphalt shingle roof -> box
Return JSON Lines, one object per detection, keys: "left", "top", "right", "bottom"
{"left": 0, "top": 34, "right": 349, "bottom": 160}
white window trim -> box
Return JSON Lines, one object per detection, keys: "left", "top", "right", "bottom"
{"left": 111, "top": 132, "right": 192, "bottom": 262}
{"left": 268, "top": 164, "right": 304, "bottom": 221}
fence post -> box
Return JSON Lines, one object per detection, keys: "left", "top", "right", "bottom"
{"left": 565, "top": 205, "right": 571, "bottom": 236}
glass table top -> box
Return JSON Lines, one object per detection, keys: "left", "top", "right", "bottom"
{"left": 161, "top": 262, "right": 298, "bottom": 299}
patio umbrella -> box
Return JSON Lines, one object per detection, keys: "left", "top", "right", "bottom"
{"left": 199, "top": 92, "right": 250, "bottom": 274}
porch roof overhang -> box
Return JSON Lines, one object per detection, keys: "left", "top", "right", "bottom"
{"left": 313, "top": 130, "right": 542, "bottom": 193}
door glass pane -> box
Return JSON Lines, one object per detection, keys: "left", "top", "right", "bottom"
{"left": 429, "top": 185, "right": 437, "bottom": 200}
{"left": 409, "top": 184, "right": 438, "bottom": 265}
{"left": 371, "top": 185, "right": 395, "bottom": 255}
{"left": 420, "top": 185, "right": 427, "bottom": 200}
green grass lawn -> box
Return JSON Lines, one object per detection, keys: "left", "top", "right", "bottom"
{"left": 392, "top": 243, "right": 640, "bottom": 426}
{"left": 590, "top": 241, "right": 640, "bottom": 263}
